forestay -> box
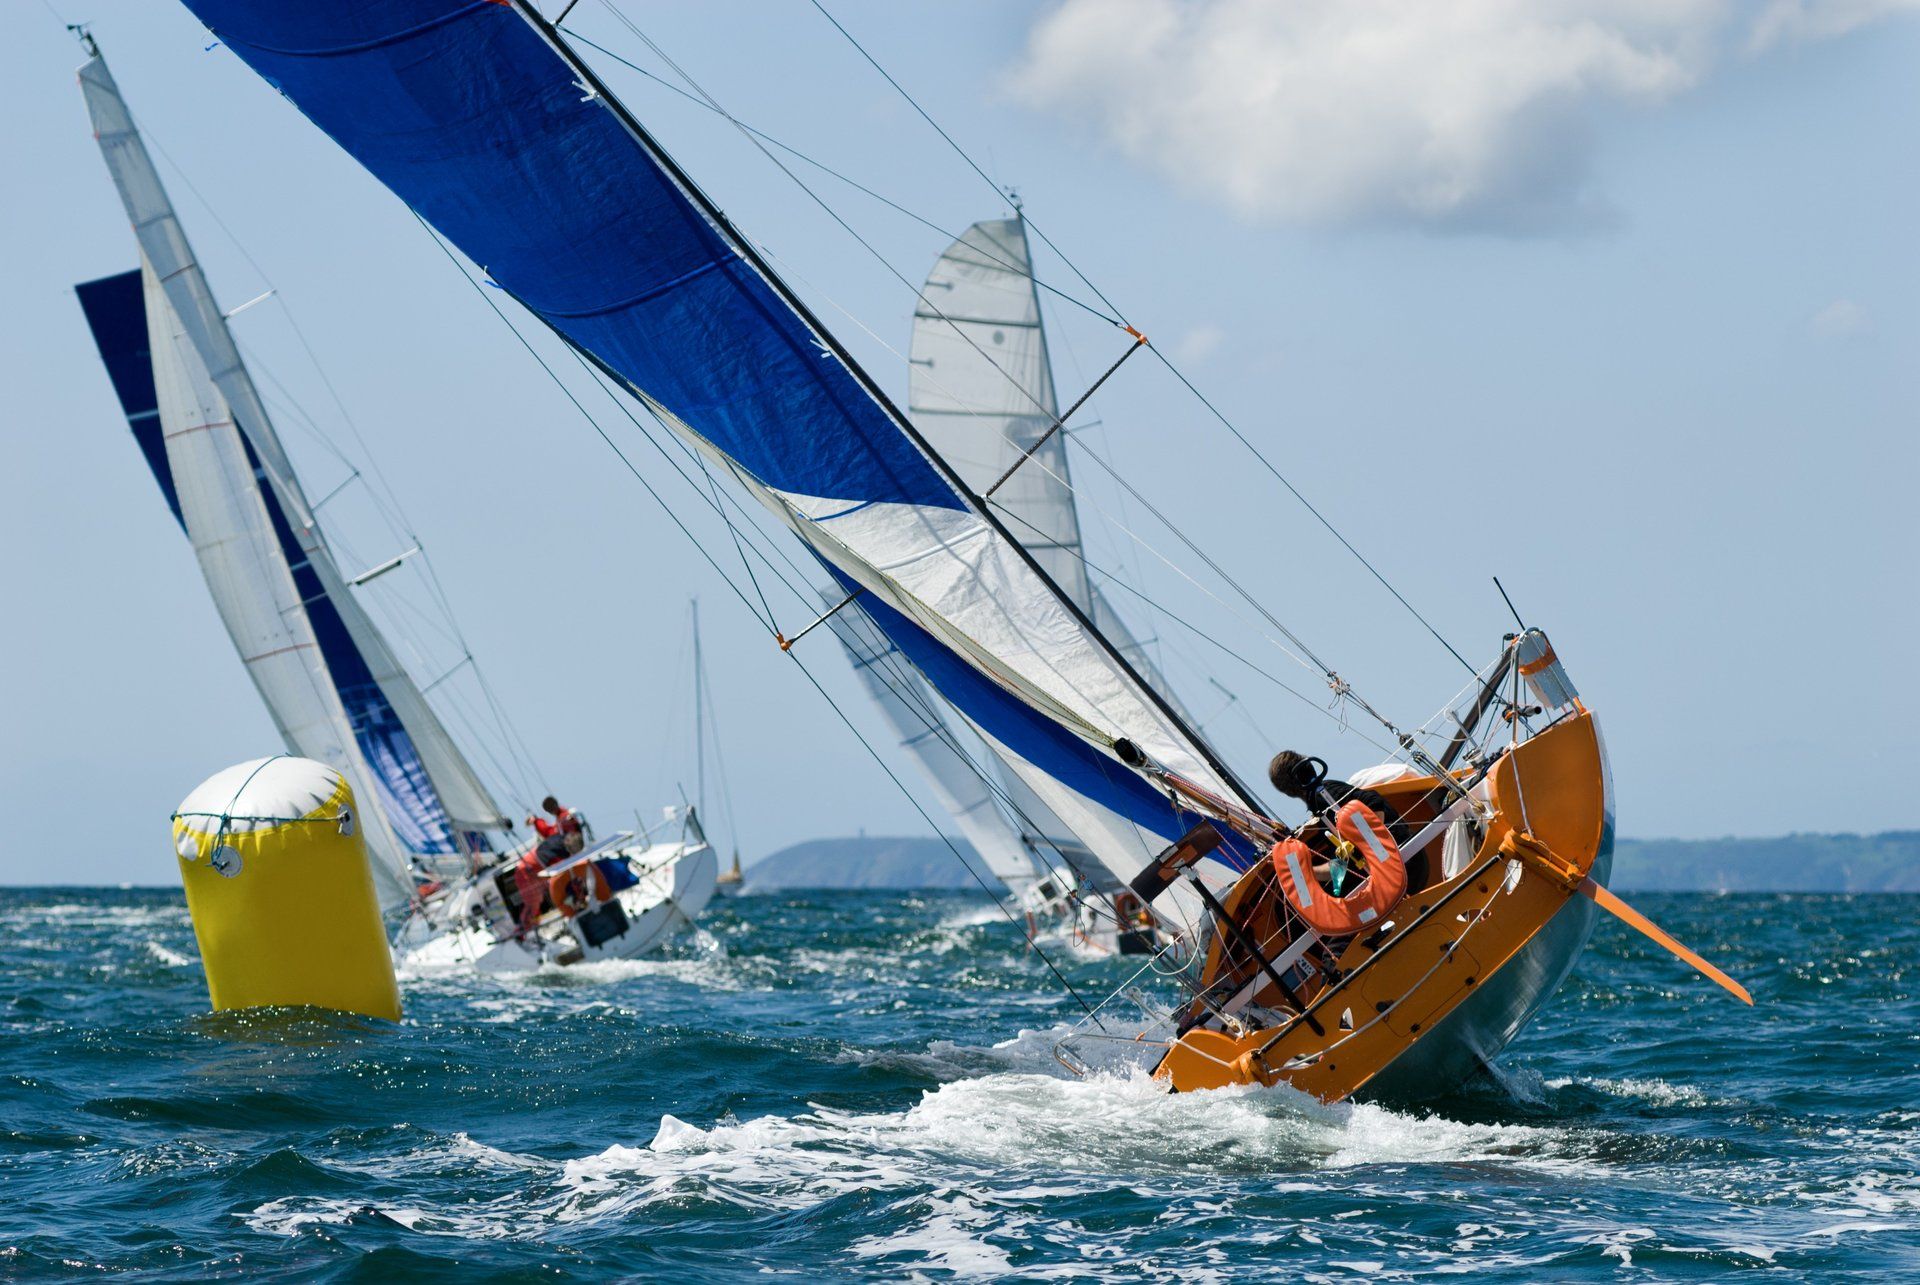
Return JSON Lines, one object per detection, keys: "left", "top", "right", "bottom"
{"left": 179, "top": 1, "right": 1264, "bottom": 925}
{"left": 78, "top": 52, "right": 508, "bottom": 855}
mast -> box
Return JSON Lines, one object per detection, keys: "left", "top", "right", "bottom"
{"left": 692, "top": 597, "right": 705, "bottom": 819}
{"left": 504, "top": 0, "right": 1264, "bottom": 818}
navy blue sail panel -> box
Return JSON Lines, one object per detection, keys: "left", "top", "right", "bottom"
{"left": 827, "top": 568, "right": 1257, "bottom": 875}
{"left": 76, "top": 270, "right": 182, "bottom": 530}
{"left": 183, "top": 0, "right": 958, "bottom": 515}
{"left": 240, "top": 435, "right": 461, "bottom": 855}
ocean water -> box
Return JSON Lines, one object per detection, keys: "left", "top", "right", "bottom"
{"left": 2, "top": 887, "right": 1914, "bottom": 1281}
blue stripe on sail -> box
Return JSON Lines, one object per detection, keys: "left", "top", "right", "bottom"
{"left": 76, "top": 270, "right": 183, "bottom": 531}
{"left": 828, "top": 569, "right": 1256, "bottom": 876}
{"left": 185, "top": 0, "right": 961, "bottom": 516}
{"left": 240, "top": 435, "right": 459, "bottom": 855}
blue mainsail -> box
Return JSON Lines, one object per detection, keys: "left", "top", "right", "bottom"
{"left": 179, "top": 0, "right": 1261, "bottom": 916}
{"left": 77, "top": 270, "right": 181, "bottom": 529}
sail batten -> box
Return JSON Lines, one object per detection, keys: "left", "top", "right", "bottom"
{"left": 179, "top": 0, "right": 1261, "bottom": 918}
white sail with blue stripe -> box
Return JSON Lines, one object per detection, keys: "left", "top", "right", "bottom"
{"left": 173, "top": 0, "right": 1267, "bottom": 928}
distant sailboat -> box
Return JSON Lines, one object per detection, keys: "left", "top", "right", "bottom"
{"left": 73, "top": 38, "right": 714, "bottom": 974}
{"left": 687, "top": 598, "right": 749, "bottom": 897}
{"left": 181, "top": 0, "right": 1751, "bottom": 1099}
{"left": 826, "top": 212, "right": 1164, "bottom": 951}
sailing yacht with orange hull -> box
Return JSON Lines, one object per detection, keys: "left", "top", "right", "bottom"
{"left": 168, "top": 0, "right": 1749, "bottom": 1100}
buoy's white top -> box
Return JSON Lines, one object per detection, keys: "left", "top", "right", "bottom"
{"left": 175, "top": 756, "right": 347, "bottom": 836}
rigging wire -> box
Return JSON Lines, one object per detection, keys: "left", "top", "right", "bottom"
{"left": 133, "top": 113, "right": 549, "bottom": 816}
{"left": 563, "top": 29, "right": 1122, "bottom": 331}
{"left": 800, "top": 0, "right": 1477, "bottom": 678}
{"left": 802, "top": 0, "right": 1129, "bottom": 327}
{"left": 578, "top": 4, "right": 1268, "bottom": 810}
{"left": 587, "top": 9, "right": 1358, "bottom": 702}
{"left": 408, "top": 206, "right": 1101, "bottom": 1014}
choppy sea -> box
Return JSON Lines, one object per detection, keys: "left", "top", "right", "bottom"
{"left": 2, "top": 886, "right": 1915, "bottom": 1280}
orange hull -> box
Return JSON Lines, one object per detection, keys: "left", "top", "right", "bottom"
{"left": 1158, "top": 710, "right": 1611, "bottom": 1102}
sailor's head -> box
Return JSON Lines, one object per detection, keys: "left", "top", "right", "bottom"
{"left": 564, "top": 831, "right": 585, "bottom": 854}
{"left": 542, "top": 795, "right": 562, "bottom": 815}
{"left": 1268, "top": 750, "right": 1321, "bottom": 801}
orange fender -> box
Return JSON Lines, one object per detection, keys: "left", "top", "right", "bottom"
{"left": 548, "top": 862, "right": 612, "bottom": 919}
{"left": 1271, "top": 800, "right": 1407, "bottom": 936}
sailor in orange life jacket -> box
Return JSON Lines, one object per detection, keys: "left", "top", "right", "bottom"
{"left": 527, "top": 795, "right": 582, "bottom": 841}
{"left": 1267, "top": 750, "right": 1412, "bottom": 937}
{"left": 514, "top": 827, "right": 584, "bottom": 936}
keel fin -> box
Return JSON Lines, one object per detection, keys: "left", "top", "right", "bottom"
{"left": 1578, "top": 878, "right": 1754, "bottom": 1006}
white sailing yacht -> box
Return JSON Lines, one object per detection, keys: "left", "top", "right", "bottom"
{"left": 74, "top": 39, "right": 714, "bottom": 975}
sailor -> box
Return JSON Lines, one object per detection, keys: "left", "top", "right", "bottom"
{"left": 1268, "top": 752, "right": 1401, "bottom": 832}
{"left": 514, "top": 827, "right": 584, "bottom": 936}
{"left": 527, "top": 795, "right": 582, "bottom": 840}
{"left": 1268, "top": 750, "right": 1421, "bottom": 890}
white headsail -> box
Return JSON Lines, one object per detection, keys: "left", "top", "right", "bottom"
{"left": 135, "top": 259, "right": 415, "bottom": 908}
{"left": 900, "top": 217, "right": 1200, "bottom": 894}
{"left": 77, "top": 50, "right": 512, "bottom": 902}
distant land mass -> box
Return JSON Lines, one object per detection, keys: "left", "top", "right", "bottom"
{"left": 1612, "top": 831, "right": 1920, "bottom": 893}
{"left": 745, "top": 836, "right": 984, "bottom": 892}
{"left": 746, "top": 832, "right": 1920, "bottom": 894}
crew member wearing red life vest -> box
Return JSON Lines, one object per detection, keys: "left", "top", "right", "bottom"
{"left": 514, "top": 827, "right": 583, "bottom": 936}
{"left": 527, "top": 795, "right": 582, "bottom": 840}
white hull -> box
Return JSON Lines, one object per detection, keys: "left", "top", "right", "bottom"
{"left": 399, "top": 841, "right": 719, "bottom": 974}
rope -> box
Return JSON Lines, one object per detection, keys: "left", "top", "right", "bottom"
{"left": 413, "top": 208, "right": 1101, "bottom": 1014}
{"left": 566, "top": 28, "right": 1121, "bottom": 329}
{"left": 801, "top": 0, "right": 1476, "bottom": 678}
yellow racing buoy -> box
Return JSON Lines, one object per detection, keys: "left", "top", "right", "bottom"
{"left": 172, "top": 756, "right": 401, "bottom": 1021}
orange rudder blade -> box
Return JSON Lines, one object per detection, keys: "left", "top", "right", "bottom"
{"left": 1578, "top": 878, "right": 1754, "bottom": 1005}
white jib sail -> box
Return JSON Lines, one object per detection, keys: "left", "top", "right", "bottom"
{"left": 79, "top": 53, "right": 506, "bottom": 836}
{"left": 904, "top": 217, "right": 1196, "bottom": 883}
{"left": 142, "top": 261, "right": 416, "bottom": 909}
{"left": 909, "top": 217, "right": 1175, "bottom": 690}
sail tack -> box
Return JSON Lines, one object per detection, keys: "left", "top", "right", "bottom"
{"left": 77, "top": 50, "right": 508, "bottom": 875}
{"left": 178, "top": 1, "right": 1261, "bottom": 920}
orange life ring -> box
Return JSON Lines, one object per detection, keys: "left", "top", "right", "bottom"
{"left": 1270, "top": 800, "right": 1407, "bottom": 936}
{"left": 547, "top": 861, "right": 612, "bottom": 919}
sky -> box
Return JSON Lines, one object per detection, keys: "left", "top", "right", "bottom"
{"left": 2, "top": 1, "right": 1915, "bottom": 887}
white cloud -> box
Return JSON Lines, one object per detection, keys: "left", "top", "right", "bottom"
{"left": 1010, "top": 0, "right": 1918, "bottom": 235}
{"left": 1172, "top": 322, "right": 1226, "bottom": 365}
{"left": 1810, "top": 298, "right": 1872, "bottom": 336}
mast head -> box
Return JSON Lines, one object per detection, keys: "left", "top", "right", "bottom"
{"left": 69, "top": 24, "right": 100, "bottom": 58}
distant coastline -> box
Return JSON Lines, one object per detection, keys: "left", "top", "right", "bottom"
{"left": 744, "top": 831, "right": 1920, "bottom": 894}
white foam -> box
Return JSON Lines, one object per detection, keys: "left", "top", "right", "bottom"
{"left": 143, "top": 940, "right": 193, "bottom": 967}
{"left": 1546, "top": 1074, "right": 1716, "bottom": 1108}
